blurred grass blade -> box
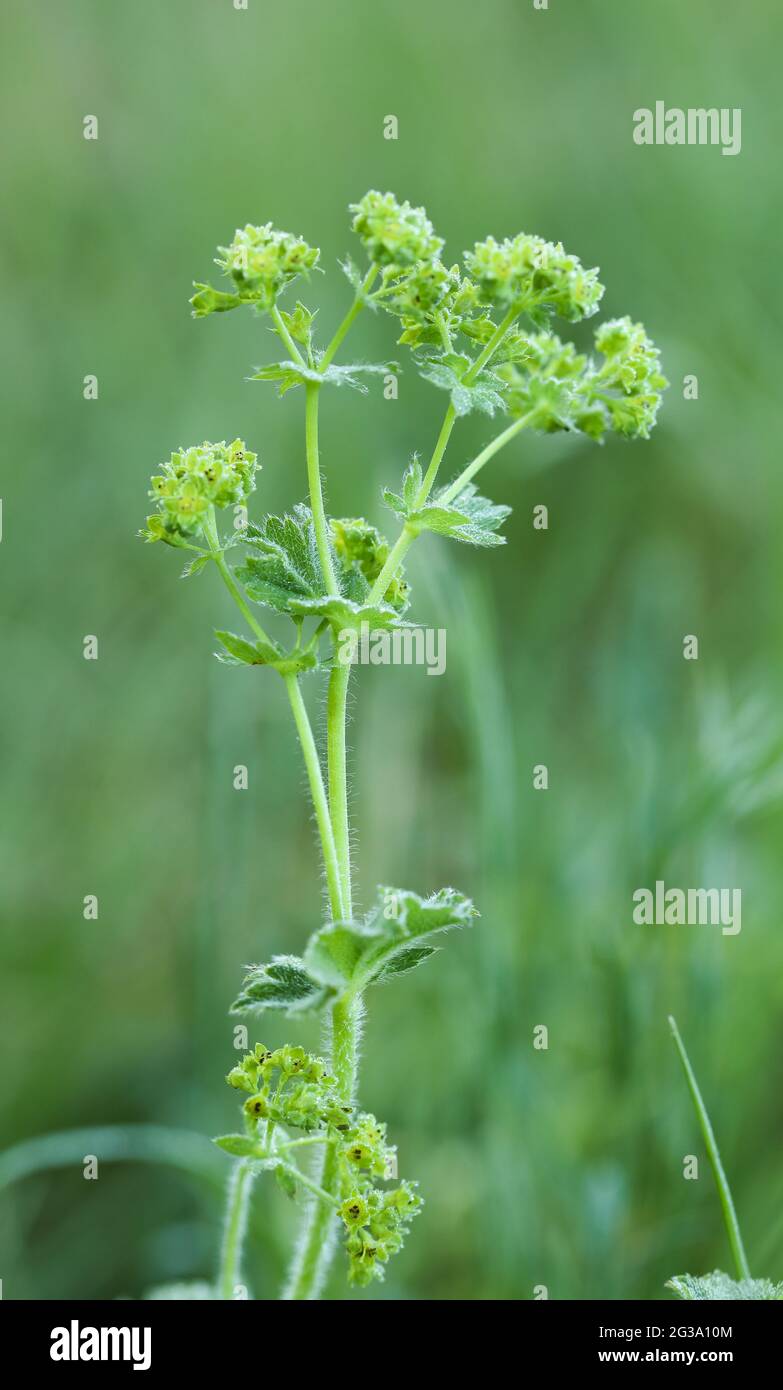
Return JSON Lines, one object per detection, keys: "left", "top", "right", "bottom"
{"left": 668, "top": 1015, "right": 751, "bottom": 1280}
{"left": 0, "top": 1125, "right": 224, "bottom": 1193}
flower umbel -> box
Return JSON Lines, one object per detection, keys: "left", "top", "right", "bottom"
{"left": 499, "top": 317, "right": 668, "bottom": 440}
{"left": 191, "top": 223, "right": 319, "bottom": 317}
{"left": 350, "top": 189, "right": 443, "bottom": 268}
{"left": 464, "top": 232, "right": 605, "bottom": 321}
{"left": 217, "top": 1045, "right": 422, "bottom": 1288}
{"left": 143, "top": 439, "right": 258, "bottom": 543}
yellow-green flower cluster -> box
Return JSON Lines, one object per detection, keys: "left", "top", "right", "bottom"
{"left": 464, "top": 232, "right": 604, "bottom": 320}
{"left": 331, "top": 517, "right": 409, "bottom": 611}
{"left": 191, "top": 224, "right": 319, "bottom": 318}
{"left": 381, "top": 258, "right": 455, "bottom": 323}
{"left": 143, "top": 439, "right": 257, "bottom": 542}
{"left": 226, "top": 1043, "right": 422, "bottom": 1288}
{"left": 499, "top": 317, "right": 667, "bottom": 440}
{"left": 342, "top": 1177, "right": 423, "bottom": 1287}
{"left": 231, "top": 1043, "right": 343, "bottom": 1132}
{"left": 216, "top": 223, "right": 319, "bottom": 308}
{"left": 351, "top": 190, "right": 443, "bottom": 268}
{"left": 384, "top": 261, "right": 492, "bottom": 350}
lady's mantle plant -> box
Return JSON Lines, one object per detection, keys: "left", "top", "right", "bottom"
{"left": 141, "top": 191, "right": 667, "bottom": 1299}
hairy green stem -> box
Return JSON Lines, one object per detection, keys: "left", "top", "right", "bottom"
{"left": 439, "top": 410, "right": 537, "bottom": 506}
{"left": 366, "top": 301, "right": 527, "bottom": 610}
{"left": 327, "top": 664, "right": 353, "bottom": 919}
{"left": 271, "top": 303, "right": 307, "bottom": 367}
{"left": 319, "top": 263, "right": 378, "bottom": 371}
{"left": 466, "top": 301, "right": 522, "bottom": 380}
{"left": 366, "top": 524, "right": 416, "bottom": 608}
{"left": 209, "top": 495, "right": 350, "bottom": 1294}
{"left": 205, "top": 508, "right": 273, "bottom": 646}
{"left": 305, "top": 383, "right": 339, "bottom": 595}
{"left": 415, "top": 403, "right": 458, "bottom": 507}
{"left": 668, "top": 1015, "right": 751, "bottom": 1281}
{"left": 284, "top": 270, "right": 384, "bottom": 1298}
{"left": 277, "top": 1159, "right": 340, "bottom": 1208}
{"left": 282, "top": 996, "right": 360, "bottom": 1300}
{"left": 205, "top": 507, "right": 343, "bottom": 918}
{"left": 285, "top": 673, "right": 345, "bottom": 922}
{"left": 219, "top": 1159, "right": 255, "bottom": 1299}
{"left": 368, "top": 408, "right": 534, "bottom": 608}
{"left": 414, "top": 301, "right": 522, "bottom": 508}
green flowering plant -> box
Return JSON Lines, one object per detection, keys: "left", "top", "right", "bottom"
{"left": 141, "top": 190, "right": 665, "bottom": 1299}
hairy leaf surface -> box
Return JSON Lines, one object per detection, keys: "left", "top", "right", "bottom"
{"left": 304, "top": 886, "right": 477, "bottom": 993}
{"left": 231, "top": 954, "right": 335, "bottom": 1016}
{"left": 666, "top": 1271, "right": 783, "bottom": 1301}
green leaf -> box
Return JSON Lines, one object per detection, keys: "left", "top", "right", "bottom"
{"left": 303, "top": 886, "right": 477, "bottom": 994}
{"left": 666, "top": 1271, "right": 783, "bottom": 1301}
{"left": 402, "top": 457, "right": 423, "bottom": 509}
{"left": 180, "top": 553, "right": 212, "bottom": 578}
{"left": 190, "top": 282, "right": 244, "bottom": 317}
{"left": 318, "top": 361, "right": 397, "bottom": 394}
{"left": 384, "top": 476, "right": 511, "bottom": 549}
{"left": 212, "top": 1134, "right": 261, "bottom": 1158}
{"left": 215, "top": 629, "right": 318, "bottom": 678}
{"left": 382, "top": 457, "right": 424, "bottom": 520}
{"left": 415, "top": 350, "right": 506, "bottom": 417}
{"left": 339, "top": 254, "right": 366, "bottom": 295}
{"left": 275, "top": 1164, "right": 298, "bottom": 1200}
{"left": 235, "top": 506, "right": 322, "bottom": 613}
{"left": 231, "top": 954, "right": 335, "bottom": 1017}
{"left": 214, "top": 630, "right": 281, "bottom": 667}
{"left": 277, "top": 300, "right": 317, "bottom": 350}
{"left": 248, "top": 361, "right": 307, "bottom": 396}
{"left": 423, "top": 484, "right": 512, "bottom": 547}
{"left": 375, "top": 945, "right": 439, "bottom": 979}
{"left": 288, "top": 594, "right": 402, "bottom": 633}
{"left": 250, "top": 359, "right": 394, "bottom": 397}
{"left": 302, "top": 924, "right": 368, "bottom": 989}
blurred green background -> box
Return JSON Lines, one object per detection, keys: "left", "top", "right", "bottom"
{"left": 2, "top": 0, "right": 782, "bottom": 1301}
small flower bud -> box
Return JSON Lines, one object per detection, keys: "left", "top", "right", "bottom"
{"left": 226, "top": 1065, "right": 256, "bottom": 1093}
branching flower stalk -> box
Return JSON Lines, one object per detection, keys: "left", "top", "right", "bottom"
{"left": 142, "top": 193, "right": 667, "bottom": 1298}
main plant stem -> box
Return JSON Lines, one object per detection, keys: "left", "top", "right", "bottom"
{"left": 282, "top": 996, "right": 359, "bottom": 1300}
{"left": 305, "top": 383, "right": 338, "bottom": 595}
{"left": 327, "top": 664, "right": 353, "bottom": 920}
{"left": 285, "top": 674, "right": 345, "bottom": 922}
{"left": 219, "top": 1159, "right": 255, "bottom": 1299}
{"left": 282, "top": 277, "right": 379, "bottom": 1297}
